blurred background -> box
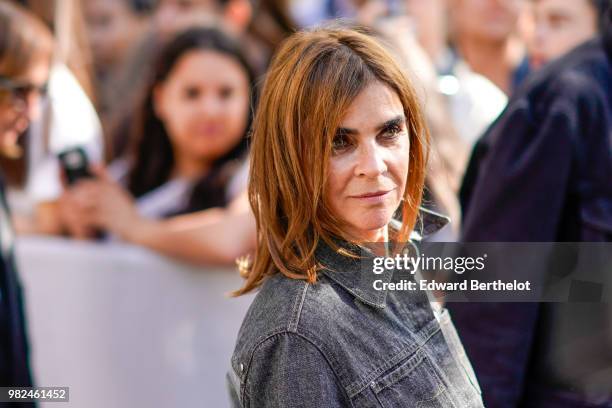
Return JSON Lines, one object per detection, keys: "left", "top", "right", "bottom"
{"left": 0, "top": 0, "right": 608, "bottom": 406}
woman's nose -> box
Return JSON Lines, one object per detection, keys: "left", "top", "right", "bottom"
{"left": 355, "top": 142, "right": 387, "bottom": 178}
{"left": 198, "top": 95, "right": 222, "bottom": 117}
{"left": 533, "top": 22, "right": 549, "bottom": 45}
{"left": 26, "top": 93, "right": 42, "bottom": 121}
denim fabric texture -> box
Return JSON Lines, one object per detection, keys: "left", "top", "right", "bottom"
{"left": 228, "top": 212, "right": 484, "bottom": 407}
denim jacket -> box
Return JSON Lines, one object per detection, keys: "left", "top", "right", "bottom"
{"left": 228, "top": 210, "right": 484, "bottom": 407}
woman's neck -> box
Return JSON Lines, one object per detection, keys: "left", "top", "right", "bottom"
{"left": 172, "top": 155, "right": 210, "bottom": 180}
{"left": 352, "top": 226, "right": 389, "bottom": 257}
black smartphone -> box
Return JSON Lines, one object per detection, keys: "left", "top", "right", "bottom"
{"left": 58, "top": 147, "right": 92, "bottom": 185}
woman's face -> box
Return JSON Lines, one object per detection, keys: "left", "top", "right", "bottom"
{"left": 451, "top": 0, "right": 522, "bottom": 42}
{"left": 0, "top": 58, "right": 49, "bottom": 152}
{"left": 154, "top": 50, "right": 250, "bottom": 168}
{"left": 325, "top": 82, "right": 410, "bottom": 243}
{"left": 527, "top": 0, "right": 598, "bottom": 69}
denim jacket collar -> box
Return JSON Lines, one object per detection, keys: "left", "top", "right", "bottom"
{"left": 316, "top": 237, "right": 391, "bottom": 309}
{"left": 315, "top": 207, "right": 450, "bottom": 309}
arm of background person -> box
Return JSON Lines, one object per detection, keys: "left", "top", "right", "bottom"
{"left": 68, "top": 165, "right": 256, "bottom": 265}
{"left": 122, "top": 192, "right": 256, "bottom": 266}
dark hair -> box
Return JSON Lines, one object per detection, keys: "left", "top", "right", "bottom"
{"left": 601, "top": 0, "right": 612, "bottom": 56}
{"left": 592, "top": 0, "right": 612, "bottom": 31}
{"left": 128, "top": 0, "right": 157, "bottom": 14}
{"left": 127, "top": 26, "right": 255, "bottom": 214}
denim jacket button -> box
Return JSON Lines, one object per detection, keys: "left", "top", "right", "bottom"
{"left": 239, "top": 363, "right": 244, "bottom": 373}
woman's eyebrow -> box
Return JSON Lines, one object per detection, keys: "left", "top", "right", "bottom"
{"left": 336, "top": 115, "right": 406, "bottom": 136}
{"left": 335, "top": 126, "right": 358, "bottom": 136}
{"left": 377, "top": 115, "right": 406, "bottom": 131}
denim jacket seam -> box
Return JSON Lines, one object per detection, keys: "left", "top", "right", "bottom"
{"left": 239, "top": 327, "right": 293, "bottom": 406}
{"left": 345, "top": 319, "right": 442, "bottom": 397}
{"left": 241, "top": 383, "right": 251, "bottom": 408}
{"left": 294, "top": 327, "right": 353, "bottom": 388}
{"left": 243, "top": 330, "right": 355, "bottom": 407}
{"left": 288, "top": 281, "right": 309, "bottom": 332}
{"left": 289, "top": 332, "right": 356, "bottom": 407}
{"left": 322, "top": 273, "right": 388, "bottom": 309}
{"left": 238, "top": 279, "right": 310, "bottom": 386}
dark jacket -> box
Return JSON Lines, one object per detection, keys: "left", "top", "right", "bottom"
{"left": 0, "top": 177, "right": 34, "bottom": 406}
{"left": 449, "top": 31, "right": 612, "bottom": 408}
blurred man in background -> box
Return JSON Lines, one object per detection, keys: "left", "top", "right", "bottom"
{"left": 448, "top": 0, "right": 528, "bottom": 94}
{"left": 0, "top": 1, "right": 53, "bottom": 398}
{"left": 525, "top": 0, "right": 603, "bottom": 69}
{"left": 451, "top": 1, "right": 612, "bottom": 406}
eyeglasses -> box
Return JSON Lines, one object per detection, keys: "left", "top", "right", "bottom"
{"left": 0, "top": 75, "right": 48, "bottom": 111}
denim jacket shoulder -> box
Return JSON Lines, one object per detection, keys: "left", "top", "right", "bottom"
{"left": 228, "top": 208, "right": 483, "bottom": 407}
{"left": 229, "top": 273, "right": 354, "bottom": 407}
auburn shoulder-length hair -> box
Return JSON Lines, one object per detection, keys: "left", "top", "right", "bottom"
{"left": 235, "top": 26, "right": 429, "bottom": 295}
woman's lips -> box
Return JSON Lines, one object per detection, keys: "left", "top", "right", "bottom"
{"left": 350, "top": 189, "right": 394, "bottom": 203}
{"left": 195, "top": 124, "right": 224, "bottom": 137}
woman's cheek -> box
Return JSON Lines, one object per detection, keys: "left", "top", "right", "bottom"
{"left": 327, "top": 156, "right": 355, "bottom": 207}
{"left": 225, "top": 99, "right": 249, "bottom": 135}
{"left": 178, "top": 106, "right": 204, "bottom": 136}
{"left": 225, "top": 111, "right": 247, "bottom": 144}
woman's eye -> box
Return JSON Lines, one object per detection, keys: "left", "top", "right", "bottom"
{"left": 219, "top": 87, "right": 234, "bottom": 99}
{"left": 332, "top": 133, "right": 351, "bottom": 152}
{"left": 184, "top": 87, "right": 201, "bottom": 99}
{"left": 380, "top": 125, "right": 402, "bottom": 141}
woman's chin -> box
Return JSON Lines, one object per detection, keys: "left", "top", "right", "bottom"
{"left": 347, "top": 214, "right": 394, "bottom": 242}
{"left": 0, "top": 130, "right": 23, "bottom": 158}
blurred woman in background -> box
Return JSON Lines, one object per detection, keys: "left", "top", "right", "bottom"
{"left": 105, "top": 0, "right": 259, "bottom": 160}
{"left": 0, "top": 0, "right": 53, "bottom": 393}
{"left": 63, "top": 27, "right": 255, "bottom": 242}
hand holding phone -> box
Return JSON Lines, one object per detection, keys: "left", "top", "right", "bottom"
{"left": 58, "top": 147, "right": 93, "bottom": 185}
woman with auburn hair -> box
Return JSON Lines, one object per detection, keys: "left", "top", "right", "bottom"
{"left": 228, "top": 26, "right": 483, "bottom": 407}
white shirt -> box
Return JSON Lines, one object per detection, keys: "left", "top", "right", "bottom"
{"left": 8, "top": 63, "right": 103, "bottom": 215}
{"left": 109, "top": 157, "right": 249, "bottom": 220}
{"left": 440, "top": 61, "right": 508, "bottom": 145}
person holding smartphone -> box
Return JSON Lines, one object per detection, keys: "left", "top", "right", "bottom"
{"left": 227, "top": 26, "right": 484, "bottom": 407}
{"left": 0, "top": 1, "right": 52, "bottom": 394}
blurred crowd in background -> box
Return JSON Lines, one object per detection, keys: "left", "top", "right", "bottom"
{"left": 1, "top": 0, "right": 607, "bottom": 263}
{"left": 2, "top": 0, "right": 611, "bottom": 406}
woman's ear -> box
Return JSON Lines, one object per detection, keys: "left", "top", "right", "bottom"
{"left": 152, "top": 84, "right": 166, "bottom": 120}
